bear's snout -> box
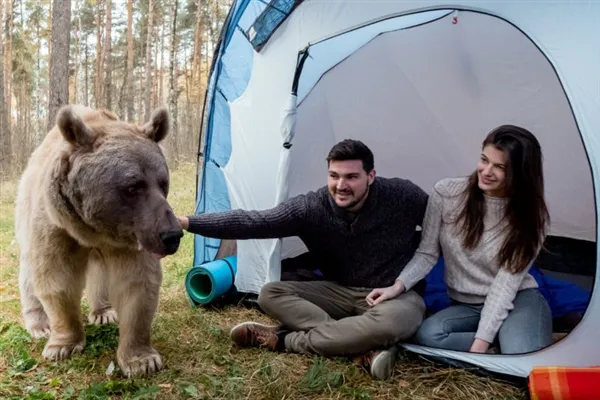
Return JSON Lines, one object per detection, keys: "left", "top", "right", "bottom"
{"left": 159, "top": 230, "right": 183, "bottom": 255}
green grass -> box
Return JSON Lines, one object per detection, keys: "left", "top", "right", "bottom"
{"left": 0, "top": 162, "right": 529, "bottom": 399}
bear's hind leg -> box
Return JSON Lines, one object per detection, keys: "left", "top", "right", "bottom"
{"left": 86, "top": 250, "right": 118, "bottom": 325}
{"left": 109, "top": 251, "right": 163, "bottom": 377}
{"left": 19, "top": 255, "right": 50, "bottom": 339}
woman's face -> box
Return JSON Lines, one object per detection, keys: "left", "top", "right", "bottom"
{"left": 477, "top": 144, "right": 507, "bottom": 197}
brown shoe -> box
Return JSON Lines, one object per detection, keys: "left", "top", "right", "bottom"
{"left": 229, "top": 321, "right": 281, "bottom": 350}
{"left": 354, "top": 345, "right": 398, "bottom": 380}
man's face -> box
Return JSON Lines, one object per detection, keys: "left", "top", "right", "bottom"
{"left": 327, "top": 159, "right": 375, "bottom": 212}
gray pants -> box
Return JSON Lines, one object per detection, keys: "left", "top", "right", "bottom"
{"left": 414, "top": 288, "right": 553, "bottom": 354}
{"left": 258, "top": 280, "right": 426, "bottom": 357}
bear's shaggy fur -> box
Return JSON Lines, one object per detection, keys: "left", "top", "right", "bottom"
{"left": 15, "top": 105, "right": 183, "bottom": 377}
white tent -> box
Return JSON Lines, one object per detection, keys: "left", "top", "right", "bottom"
{"left": 193, "top": 0, "right": 599, "bottom": 378}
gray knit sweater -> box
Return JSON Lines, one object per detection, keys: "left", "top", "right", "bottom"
{"left": 187, "top": 176, "right": 429, "bottom": 289}
{"left": 397, "top": 177, "right": 540, "bottom": 343}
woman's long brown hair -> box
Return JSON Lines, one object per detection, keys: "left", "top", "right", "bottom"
{"left": 457, "top": 125, "right": 550, "bottom": 274}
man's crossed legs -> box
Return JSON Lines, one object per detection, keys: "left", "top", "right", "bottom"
{"left": 229, "top": 280, "right": 426, "bottom": 380}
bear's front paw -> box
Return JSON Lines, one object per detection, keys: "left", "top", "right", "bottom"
{"left": 88, "top": 307, "right": 118, "bottom": 325}
{"left": 117, "top": 347, "right": 164, "bottom": 377}
{"left": 42, "top": 340, "right": 85, "bottom": 360}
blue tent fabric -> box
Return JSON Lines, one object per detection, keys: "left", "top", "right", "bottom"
{"left": 194, "top": 0, "right": 257, "bottom": 268}
{"left": 423, "top": 257, "right": 592, "bottom": 319}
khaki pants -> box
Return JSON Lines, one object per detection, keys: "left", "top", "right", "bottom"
{"left": 258, "top": 280, "right": 426, "bottom": 357}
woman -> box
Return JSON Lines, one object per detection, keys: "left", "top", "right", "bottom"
{"left": 366, "top": 125, "right": 553, "bottom": 354}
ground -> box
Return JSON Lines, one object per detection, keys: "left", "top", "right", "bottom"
{"left": 0, "top": 163, "right": 527, "bottom": 399}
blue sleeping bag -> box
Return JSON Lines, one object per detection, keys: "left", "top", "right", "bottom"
{"left": 423, "top": 257, "right": 591, "bottom": 318}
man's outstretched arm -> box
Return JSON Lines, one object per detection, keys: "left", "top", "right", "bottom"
{"left": 178, "top": 194, "right": 308, "bottom": 240}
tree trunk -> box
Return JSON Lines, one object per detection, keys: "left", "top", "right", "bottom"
{"left": 137, "top": 70, "right": 143, "bottom": 123}
{"left": 47, "top": 0, "right": 52, "bottom": 90}
{"left": 17, "top": 81, "right": 27, "bottom": 169}
{"left": 35, "top": 8, "right": 42, "bottom": 143}
{"left": 191, "top": 0, "right": 204, "bottom": 161}
{"left": 0, "top": 0, "right": 9, "bottom": 173}
{"left": 95, "top": 0, "right": 103, "bottom": 108}
{"left": 192, "top": 0, "right": 203, "bottom": 93}
{"left": 4, "top": 0, "right": 12, "bottom": 139}
{"left": 126, "top": 0, "right": 134, "bottom": 121}
{"left": 104, "top": 0, "right": 112, "bottom": 109}
{"left": 118, "top": 58, "right": 127, "bottom": 115}
{"left": 84, "top": 34, "right": 89, "bottom": 107}
{"left": 4, "top": 0, "right": 12, "bottom": 128}
{"left": 158, "top": 14, "right": 166, "bottom": 107}
{"left": 184, "top": 44, "right": 192, "bottom": 160}
{"left": 169, "top": 0, "right": 179, "bottom": 159}
{"left": 47, "top": 0, "right": 72, "bottom": 132}
{"left": 143, "top": 0, "right": 154, "bottom": 121}
{"left": 24, "top": 88, "right": 31, "bottom": 161}
{"left": 152, "top": 24, "right": 159, "bottom": 109}
{"left": 72, "top": 0, "right": 79, "bottom": 104}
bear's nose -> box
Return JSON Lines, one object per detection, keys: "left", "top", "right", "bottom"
{"left": 160, "top": 230, "right": 183, "bottom": 255}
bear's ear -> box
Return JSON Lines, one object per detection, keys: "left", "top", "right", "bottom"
{"left": 142, "top": 107, "right": 170, "bottom": 143}
{"left": 57, "top": 105, "right": 94, "bottom": 148}
{"left": 100, "top": 109, "right": 119, "bottom": 121}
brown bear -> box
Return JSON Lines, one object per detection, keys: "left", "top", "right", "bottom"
{"left": 14, "top": 104, "right": 183, "bottom": 377}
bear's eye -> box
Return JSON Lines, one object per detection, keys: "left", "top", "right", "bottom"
{"left": 126, "top": 181, "right": 146, "bottom": 195}
{"left": 158, "top": 179, "right": 168, "bottom": 195}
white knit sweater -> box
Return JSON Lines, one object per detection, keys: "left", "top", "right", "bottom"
{"left": 397, "top": 177, "right": 540, "bottom": 343}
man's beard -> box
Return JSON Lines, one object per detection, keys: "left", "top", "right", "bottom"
{"left": 334, "top": 182, "right": 370, "bottom": 211}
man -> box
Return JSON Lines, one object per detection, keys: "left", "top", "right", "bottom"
{"left": 178, "top": 139, "right": 429, "bottom": 380}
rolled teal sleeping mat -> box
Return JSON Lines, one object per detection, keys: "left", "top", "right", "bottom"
{"left": 185, "top": 255, "right": 237, "bottom": 306}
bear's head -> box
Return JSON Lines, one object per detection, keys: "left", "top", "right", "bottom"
{"left": 55, "top": 105, "right": 183, "bottom": 258}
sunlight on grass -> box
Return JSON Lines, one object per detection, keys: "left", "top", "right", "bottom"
{"left": 0, "top": 164, "right": 528, "bottom": 399}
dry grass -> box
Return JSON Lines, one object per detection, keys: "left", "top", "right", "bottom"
{"left": 0, "top": 162, "right": 528, "bottom": 399}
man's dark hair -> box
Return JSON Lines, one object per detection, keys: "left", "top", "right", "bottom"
{"left": 326, "top": 139, "right": 374, "bottom": 172}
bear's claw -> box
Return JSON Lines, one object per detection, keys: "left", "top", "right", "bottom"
{"left": 27, "top": 323, "right": 51, "bottom": 339}
{"left": 118, "top": 349, "right": 164, "bottom": 377}
{"left": 42, "top": 340, "right": 85, "bottom": 360}
{"left": 24, "top": 309, "right": 51, "bottom": 339}
{"left": 88, "top": 308, "right": 118, "bottom": 325}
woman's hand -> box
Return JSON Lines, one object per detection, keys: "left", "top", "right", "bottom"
{"left": 469, "top": 338, "right": 491, "bottom": 353}
{"left": 366, "top": 280, "right": 405, "bottom": 306}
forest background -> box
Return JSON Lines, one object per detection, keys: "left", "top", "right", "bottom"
{"left": 0, "top": 0, "right": 229, "bottom": 178}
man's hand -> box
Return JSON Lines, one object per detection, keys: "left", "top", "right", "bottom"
{"left": 178, "top": 216, "right": 189, "bottom": 230}
{"left": 366, "top": 280, "right": 405, "bottom": 306}
{"left": 469, "top": 338, "right": 490, "bottom": 353}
